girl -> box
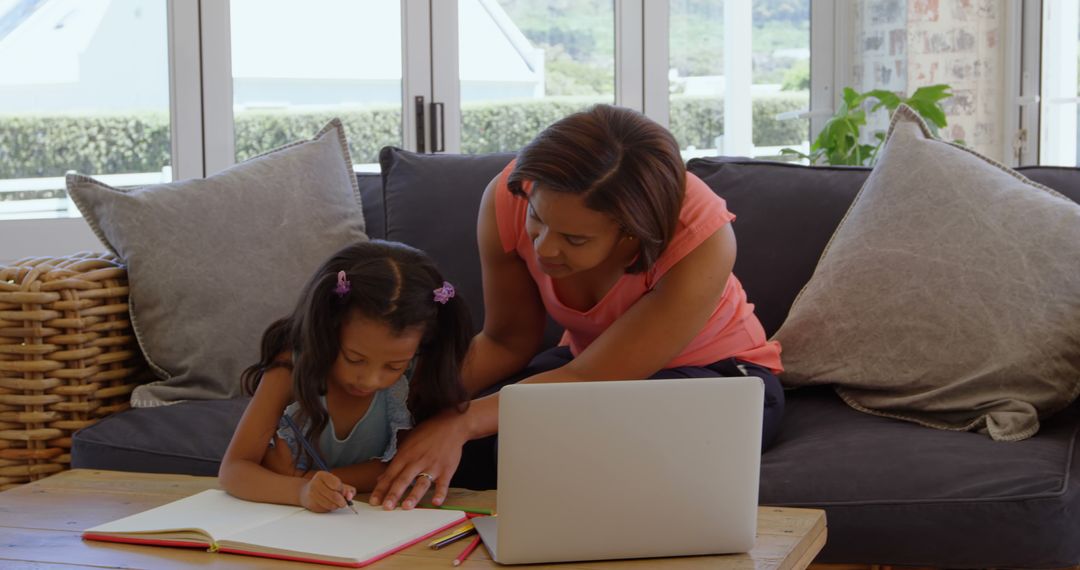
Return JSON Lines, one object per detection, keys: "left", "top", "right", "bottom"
{"left": 371, "top": 104, "right": 785, "bottom": 510}
{"left": 219, "top": 240, "right": 471, "bottom": 512}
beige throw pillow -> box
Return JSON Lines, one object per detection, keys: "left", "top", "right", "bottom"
{"left": 69, "top": 119, "right": 368, "bottom": 407}
{"left": 774, "top": 105, "right": 1080, "bottom": 441}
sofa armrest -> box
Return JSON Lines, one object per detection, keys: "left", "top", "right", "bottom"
{"left": 0, "top": 252, "right": 148, "bottom": 490}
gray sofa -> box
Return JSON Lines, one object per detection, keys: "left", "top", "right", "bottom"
{"left": 71, "top": 148, "right": 1080, "bottom": 567}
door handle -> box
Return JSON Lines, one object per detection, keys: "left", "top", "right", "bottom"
{"left": 415, "top": 96, "right": 426, "bottom": 153}
{"left": 430, "top": 102, "right": 445, "bottom": 153}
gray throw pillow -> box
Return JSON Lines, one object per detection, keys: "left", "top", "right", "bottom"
{"left": 774, "top": 105, "right": 1080, "bottom": 441}
{"left": 68, "top": 119, "right": 368, "bottom": 407}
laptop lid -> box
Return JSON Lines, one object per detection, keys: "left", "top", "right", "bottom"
{"left": 488, "top": 376, "right": 763, "bottom": 565}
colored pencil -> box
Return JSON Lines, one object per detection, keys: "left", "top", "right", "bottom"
{"left": 428, "top": 522, "right": 475, "bottom": 548}
{"left": 453, "top": 535, "right": 482, "bottom": 566}
{"left": 418, "top": 503, "right": 495, "bottom": 516}
{"left": 430, "top": 527, "right": 477, "bottom": 550}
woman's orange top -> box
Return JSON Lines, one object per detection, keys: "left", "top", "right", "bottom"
{"left": 493, "top": 161, "right": 782, "bottom": 373}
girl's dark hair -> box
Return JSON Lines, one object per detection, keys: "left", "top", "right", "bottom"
{"left": 506, "top": 104, "right": 685, "bottom": 274}
{"left": 240, "top": 240, "right": 471, "bottom": 469}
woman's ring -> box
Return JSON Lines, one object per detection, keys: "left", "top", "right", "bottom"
{"left": 416, "top": 472, "right": 436, "bottom": 484}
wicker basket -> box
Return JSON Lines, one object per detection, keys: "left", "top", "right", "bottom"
{"left": 0, "top": 252, "right": 147, "bottom": 490}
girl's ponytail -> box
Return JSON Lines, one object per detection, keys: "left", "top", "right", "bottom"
{"left": 240, "top": 317, "right": 293, "bottom": 395}
{"left": 408, "top": 286, "right": 471, "bottom": 423}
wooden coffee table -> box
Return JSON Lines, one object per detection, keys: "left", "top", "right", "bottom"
{"left": 0, "top": 469, "right": 826, "bottom": 569}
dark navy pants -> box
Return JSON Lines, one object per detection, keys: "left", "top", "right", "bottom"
{"left": 450, "top": 346, "right": 785, "bottom": 490}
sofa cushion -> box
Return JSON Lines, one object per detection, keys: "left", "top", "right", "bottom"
{"left": 71, "top": 399, "right": 250, "bottom": 476}
{"left": 1018, "top": 165, "right": 1080, "bottom": 201}
{"left": 773, "top": 105, "right": 1080, "bottom": 441}
{"left": 358, "top": 172, "right": 385, "bottom": 239}
{"left": 686, "top": 157, "right": 869, "bottom": 337}
{"left": 765, "top": 388, "right": 1080, "bottom": 567}
{"left": 378, "top": 147, "right": 515, "bottom": 337}
{"left": 68, "top": 119, "right": 368, "bottom": 406}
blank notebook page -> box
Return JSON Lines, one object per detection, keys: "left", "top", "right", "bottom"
{"left": 87, "top": 490, "right": 297, "bottom": 538}
{"left": 219, "top": 504, "right": 463, "bottom": 560}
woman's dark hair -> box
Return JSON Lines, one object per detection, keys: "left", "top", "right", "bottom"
{"left": 506, "top": 103, "right": 685, "bottom": 274}
{"left": 240, "top": 240, "right": 471, "bottom": 468}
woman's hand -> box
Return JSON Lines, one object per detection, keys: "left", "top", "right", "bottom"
{"left": 369, "top": 409, "right": 471, "bottom": 510}
{"left": 300, "top": 471, "right": 357, "bottom": 513}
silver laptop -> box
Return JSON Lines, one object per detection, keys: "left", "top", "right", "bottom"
{"left": 472, "top": 376, "right": 763, "bottom": 565}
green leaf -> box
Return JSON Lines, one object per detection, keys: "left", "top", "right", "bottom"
{"left": 857, "top": 144, "right": 878, "bottom": 165}
{"left": 809, "top": 117, "right": 838, "bottom": 152}
{"left": 822, "top": 118, "right": 865, "bottom": 165}
{"left": 908, "top": 84, "right": 953, "bottom": 105}
{"left": 825, "top": 119, "right": 854, "bottom": 150}
{"left": 904, "top": 84, "right": 952, "bottom": 128}
{"left": 841, "top": 87, "right": 866, "bottom": 109}
{"left": 906, "top": 99, "right": 948, "bottom": 129}
{"left": 847, "top": 108, "right": 868, "bottom": 129}
{"left": 865, "top": 89, "right": 902, "bottom": 113}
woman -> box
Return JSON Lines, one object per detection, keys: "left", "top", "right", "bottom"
{"left": 370, "top": 104, "right": 784, "bottom": 510}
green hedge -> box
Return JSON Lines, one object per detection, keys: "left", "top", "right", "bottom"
{"left": 670, "top": 94, "right": 809, "bottom": 149}
{"left": 0, "top": 115, "right": 171, "bottom": 179}
{"left": 233, "top": 109, "right": 401, "bottom": 165}
{"left": 461, "top": 97, "right": 604, "bottom": 154}
{"left": 0, "top": 94, "right": 809, "bottom": 179}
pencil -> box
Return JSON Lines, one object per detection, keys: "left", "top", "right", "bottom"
{"left": 430, "top": 527, "right": 477, "bottom": 550}
{"left": 453, "top": 535, "right": 481, "bottom": 567}
{"left": 428, "top": 522, "right": 475, "bottom": 548}
{"left": 428, "top": 521, "right": 474, "bottom": 545}
{"left": 418, "top": 503, "right": 495, "bottom": 516}
{"left": 282, "top": 415, "right": 358, "bottom": 515}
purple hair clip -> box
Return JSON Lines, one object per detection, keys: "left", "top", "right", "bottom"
{"left": 433, "top": 281, "right": 455, "bottom": 304}
{"left": 334, "top": 270, "right": 351, "bottom": 298}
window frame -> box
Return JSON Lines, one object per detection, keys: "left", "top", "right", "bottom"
{"left": 0, "top": 0, "right": 958, "bottom": 262}
{"left": 1019, "top": 0, "right": 1043, "bottom": 167}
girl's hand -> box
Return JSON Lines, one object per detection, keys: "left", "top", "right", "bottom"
{"left": 300, "top": 471, "right": 357, "bottom": 513}
{"left": 370, "top": 409, "right": 470, "bottom": 510}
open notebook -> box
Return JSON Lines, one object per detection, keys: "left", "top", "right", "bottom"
{"left": 82, "top": 490, "right": 466, "bottom": 567}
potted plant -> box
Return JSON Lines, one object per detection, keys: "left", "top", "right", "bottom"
{"left": 782, "top": 84, "right": 954, "bottom": 166}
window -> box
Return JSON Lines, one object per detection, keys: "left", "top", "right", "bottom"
{"left": 0, "top": 0, "right": 171, "bottom": 221}
{"left": 229, "top": 0, "right": 403, "bottom": 167}
{"left": 458, "top": 0, "right": 616, "bottom": 154}
{"left": 1039, "top": 0, "right": 1080, "bottom": 166}
{"left": 7, "top": 1, "right": 1067, "bottom": 261}
{"left": 668, "top": 0, "right": 811, "bottom": 159}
